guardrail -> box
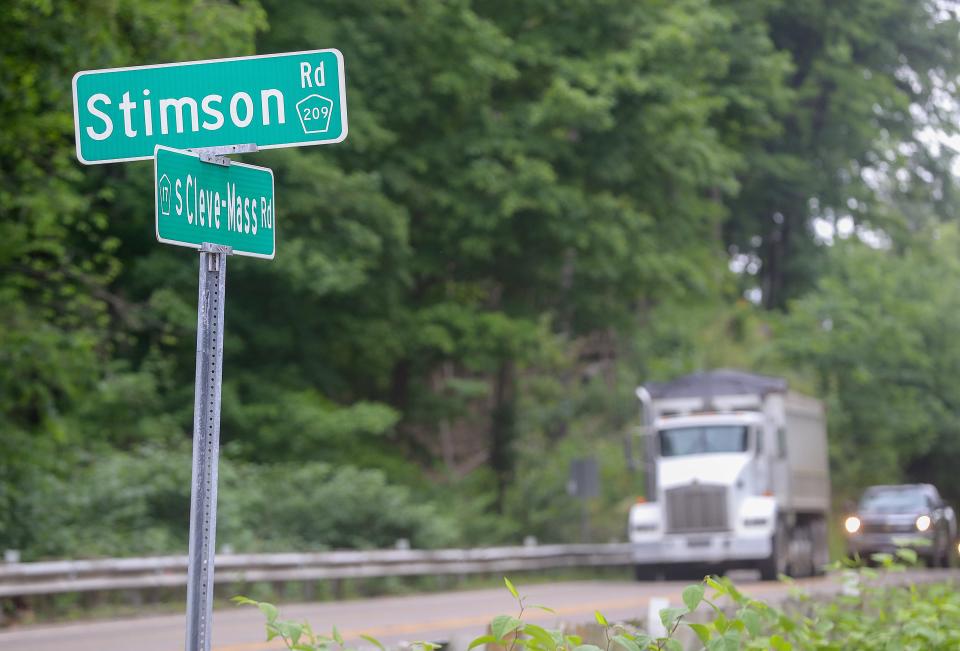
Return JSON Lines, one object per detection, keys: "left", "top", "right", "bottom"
{"left": 0, "top": 543, "right": 635, "bottom": 598}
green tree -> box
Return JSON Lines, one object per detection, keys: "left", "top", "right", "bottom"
{"left": 781, "top": 225, "right": 960, "bottom": 501}
{"left": 253, "top": 0, "right": 791, "bottom": 510}
{"left": 724, "top": 0, "right": 960, "bottom": 309}
{"left": 0, "top": 0, "right": 265, "bottom": 554}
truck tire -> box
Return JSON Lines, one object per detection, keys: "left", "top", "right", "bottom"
{"left": 634, "top": 565, "right": 658, "bottom": 581}
{"left": 759, "top": 520, "right": 788, "bottom": 581}
{"left": 791, "top": 524, "right": 815, "bottom": 578}
{"left": 810, "top": 517, "right": 829, "bottom": 576}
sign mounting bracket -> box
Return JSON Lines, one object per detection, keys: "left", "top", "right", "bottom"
{"left": 192, "top": 143, "right": 258, "bottom": 167}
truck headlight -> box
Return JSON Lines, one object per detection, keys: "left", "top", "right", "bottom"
{"left": 844, "top": 516, "right": 861, "bottom": 534}
{"left": 916, "top": 515, "right": 931, "bottom": 532}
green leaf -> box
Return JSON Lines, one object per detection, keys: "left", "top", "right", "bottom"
{"left": 491, "top": 615, "right": 524, "bottom": 641}
{"left": 529, "top": 604, "right": 556, "bottom": 614}
{"left": 231, "top": 595, "right": 258, "bottom": 606}
{"left": 594, "top": 611, "right": 609, "bottom": 627}
{"left": 258, "top": 602, "right": 279, "bottom": 623}
{"left": 275, "top": 620, "right": 304, "bottom": 645}
{"left": 505, "top": 577, "right": 520, "bottom": 600}
{"left": 360, "top": 634, "right": 386, "bottom": 651}
{"left": 682, "top": 585, "right": 705, "bottom": 612}
{"left": 720, "top": 630, "right": 741, "bottom": 650}
{"left": 663, "top": 639, "right": 683, "bottom": 651}
{"left": 572, "top": 645, "right": 604, "bottom": 651}
{"left": 770, "top": 634, "right": 792, "bottom": 651}
{"left": 687, "top": 623, "right": 711, "bottom": 645}
{"left": 468, "top": 635, "right": 499, "bottom": 650}
{"left": 895, "top": 548, "right": 919, "bottom": 565}
{"left": 705, "top": 576, "right": 726, "bottom": 595}
{"left": 524, "top": 623, "right": 561, "bottom": 651}
{"left": 266, "top": 622, "right": 279, "bottom": 642}
{"left": 870, "top": 552, "right": 893, "bottom": 566}
{"left": 612, "top": 634, "right": 642, "bottom": 651}
{"left": 333, "top": 625, "right": 344, "bottom": 645}
{"left": 740, "top": 609, "right": 762, "bottom": 637}
{"left": 659, "top": 607, "right": 687, "bottom": 631}
{"left": 714, "top": 611, "right": 728, "bottom": 634}
{"left": 706, "top": 639, "right": 725, "bottom": 651}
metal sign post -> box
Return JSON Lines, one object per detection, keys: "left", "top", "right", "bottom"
{"left": 183, "top": 144, "right": 251, "bottom": 651}
{"left": 185, "top": 241, "right": 229, "bottom": 651}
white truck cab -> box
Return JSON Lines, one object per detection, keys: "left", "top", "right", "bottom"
{"left": 628, "top": 370, "right": 830, "bottom": 580}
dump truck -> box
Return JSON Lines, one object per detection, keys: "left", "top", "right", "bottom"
{"left": 628, "top": 369, "right": 830, "bottom": 580}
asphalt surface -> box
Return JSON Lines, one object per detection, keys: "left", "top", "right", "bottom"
{"left": 0, "top": 571, "right": 954, "bottom": 651}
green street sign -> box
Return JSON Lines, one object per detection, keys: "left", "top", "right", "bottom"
{"left": 74, "top": 49, "right": 347, "bottom": 164}
{"left": 155, "top": 146, "right": 275, "bottom": 259}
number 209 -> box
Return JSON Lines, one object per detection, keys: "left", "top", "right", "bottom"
{"left": 301, "top": 106, "right": 329, "bottom": 121}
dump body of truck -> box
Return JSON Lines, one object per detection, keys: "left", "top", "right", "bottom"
{"left": 628, "top": 369, "right": 830, "bottom": 580}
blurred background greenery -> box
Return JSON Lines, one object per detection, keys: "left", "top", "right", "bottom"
{"left": 3, "top": 0, "right": 960, "bottom": 560}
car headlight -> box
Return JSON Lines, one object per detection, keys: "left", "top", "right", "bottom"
{"left": 845, "top": 516, "right": 861, "bottom": 534}
{"left": 916, "top": 515, "right": 932, "bottom": 532}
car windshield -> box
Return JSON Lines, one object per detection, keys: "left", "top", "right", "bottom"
{"left": 659, "top": 426, "right": 749, "bottom": 457}
{"left": 859, "top": 488, "right": 928, "bottom": 514}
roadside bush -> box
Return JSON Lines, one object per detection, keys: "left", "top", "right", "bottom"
{"left": 18, "top": 446, "right": 459, "bottom": 559}
{"left": 225, "top": 462, "right": 460, "bottom": 551}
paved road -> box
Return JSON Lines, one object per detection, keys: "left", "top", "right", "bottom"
{"left": 0, "top": 571, "right": 952, "bottom": 651}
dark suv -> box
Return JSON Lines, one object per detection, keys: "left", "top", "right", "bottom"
{"left": 844, "top": 483, "right": 956, "bottom": 566}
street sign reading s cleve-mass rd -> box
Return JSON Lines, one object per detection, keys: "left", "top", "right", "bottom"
{"left": 155, "top": 146, "right": 275, "bottom": 258}
{"left": 73, "top": 49, "right": 347, "bottom": 164}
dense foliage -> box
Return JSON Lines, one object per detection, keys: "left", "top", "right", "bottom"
{"left": 2, "top": 0, "right": 960, "bottom": 559}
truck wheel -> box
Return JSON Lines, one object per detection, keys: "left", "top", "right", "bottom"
{"left": 788, "top": 524, "right": 814, "bottom": 578}
{"left": 634, "top": 565, "right": 657, "bottom": 581}
{"left": 811, "top": 517, "right": 829, "bottom": 575}
{"left": 759, "top": 521, "right": 788, "bottom": 581}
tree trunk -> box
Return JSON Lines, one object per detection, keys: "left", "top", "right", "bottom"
{"left": 489, "top": 358, "right": 516, "bottom": 513}
{"left": 762, "top": 211, "right": 792, "bottom": 310}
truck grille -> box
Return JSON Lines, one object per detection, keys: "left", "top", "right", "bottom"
{"left": 665, "top": 484, "right": 729, "bottom": 533}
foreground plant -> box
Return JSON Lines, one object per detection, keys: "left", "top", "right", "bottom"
{"left": 231, "top": 596, "right": 429, "bottom": 651}
{"left": 238, "top": 554, "right": 960, "bottom": 651}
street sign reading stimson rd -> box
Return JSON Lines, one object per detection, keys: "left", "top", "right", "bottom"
{"left": 155, "top": 146, "right": 275, "bottom": 258}
{"left": 73, "top": 49, "right": 347, "bottom": 164}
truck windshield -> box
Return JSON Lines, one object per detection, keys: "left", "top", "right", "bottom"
{"left": 659, "top": 426, "right": 749, "bottom": 457}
